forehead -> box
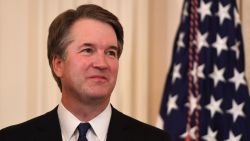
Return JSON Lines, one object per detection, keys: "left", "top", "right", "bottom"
{"left": 70, "top": 18, "right": 116, "bottom": 39}
{"left": 63, "top": 18, "right": 119, "bottom": 55}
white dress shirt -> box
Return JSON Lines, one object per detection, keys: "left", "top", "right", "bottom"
{"left": 57, "top": 102, "right": 112, "bottom": 141}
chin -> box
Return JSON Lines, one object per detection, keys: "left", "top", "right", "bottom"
{"left": 91, "top": 91, "right": 111, "bottom": 98}
{"left": 85, "top": 88, "right": 110, "bottom": 96}
{"left": 82, "top": 85, "right": 114, "bottom": 98}
{"left": 86, "top": 93, "right": 110, "bottom": 104}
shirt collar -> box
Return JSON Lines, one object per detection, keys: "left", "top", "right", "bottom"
{"left": 89, "top": 104, "right": 111, "bottom": 141}
{"left": 57, "top": 102, "right": 112, "bottom": 141}
{"left": 58, "top": 102, "right": 81, "bottom": 141}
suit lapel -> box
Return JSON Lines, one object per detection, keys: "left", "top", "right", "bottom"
{"left": 34, "top": 107, "right": 63, "bottom": 141}
{"left": 106, "top": 107, "right": 129, "bottom": 141}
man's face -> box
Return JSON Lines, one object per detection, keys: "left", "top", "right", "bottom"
{"left": 54, "top": 19, "right": 119, "bottom": 105}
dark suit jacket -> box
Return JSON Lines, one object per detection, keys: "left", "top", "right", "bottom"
{"left": 0, "top": 106, "right": 171, "bottom": 141}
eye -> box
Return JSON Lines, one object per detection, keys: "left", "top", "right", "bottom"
{"left": 106, "top": 48, "right": 118, "bottom": 58}
{"left": 81, "top": 47, "right": 94, "bottom": 55}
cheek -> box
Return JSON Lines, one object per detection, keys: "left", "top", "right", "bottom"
{"left": 68, "top": 56, "right": 88, "bottom": 69}
{"left": 111, "top": 61, "right": 119, "bottom": 76}
{"left": 64, "top": 58, "right": 85, "bottom": 77}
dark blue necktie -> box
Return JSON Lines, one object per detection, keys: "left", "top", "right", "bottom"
{"left": 77, "top": 123, "right": 91, "bottom": 141}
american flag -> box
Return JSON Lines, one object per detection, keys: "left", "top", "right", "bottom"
{"left": 159, "top": 0, "right": 250, "bottom": 140}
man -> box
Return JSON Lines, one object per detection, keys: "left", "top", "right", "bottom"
{"left": 0, "top": 4, "right": 171, "bottom": 141}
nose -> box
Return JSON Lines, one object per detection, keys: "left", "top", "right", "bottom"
{"left": 92, "top": 53, "right": 108, "bottom": 70}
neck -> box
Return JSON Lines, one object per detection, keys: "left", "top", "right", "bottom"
{"left": 61, "top": 94, "right": 110, "bottom": 121}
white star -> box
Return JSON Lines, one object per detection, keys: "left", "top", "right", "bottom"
{"left": 227, "top": 100, "right": 245, "bottom": 122}
{"left": 202, "top": 127, "right": 218, "bottom": 141}
{"left": 212, "top": 34, "right": 228, "bottom": 56}
{"left": 234, "top": 8, "right": 241, "bottom": 27}
{"left": 172, "top": 63, "right": 182, "bottom": 84}
{"left": 205, "top": 96, "right": 223, "bottom": 118}
{"left": 230, "top": 41, "right": 240, "bottom": 60}
{"left": 190, "top": 63, "right": 205, "bottom": 83}
{"left": 166, "top": 94, "right": 178, "bottom": 115}
{"left": 185, "top": 94, "right": 201, "bottom": 115}
{"left": 209, "top": 65, "right": 226, "bottom": 87}
{"left": 196, "top": 31, "right": 209, "bottom": 52}
{"left": 182, "top": 1, "right": 188, "bottom": 21}
{"left": 177, "top": 32, "right": 185, "bottom": 52}
{"left": 198, "top": 1, "right": 212, "bottom": 21}
{"left": 229, "top": 68, "right": 246, "bottom": 91}
{"left": 225, "top": 131, "right": 242, "bottom": 141}
{"left": 180, "top": 126, "right": 196, "bottom": 140}
{"left": 216, "top": 2, "right": 231, "bottom": 25}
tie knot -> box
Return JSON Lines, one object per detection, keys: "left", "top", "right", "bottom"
{"left": 77, "top": 123, "right": 91, "bottom": 137}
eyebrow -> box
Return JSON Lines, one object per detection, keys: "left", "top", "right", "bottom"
{"left": 81, "top": 43, "right": 94, "bottom": 47}
{"left": 80, "top": 43, "right": 118, "bottom": 50}
{"left": 108, "top": 46, "right": 119, "bottom": 51}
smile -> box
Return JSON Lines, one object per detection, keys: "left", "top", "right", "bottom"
{"left": 88, "top": 75, "right": 108, "bottom": 81}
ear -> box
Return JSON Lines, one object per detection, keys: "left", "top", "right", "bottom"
{"left": 52, "top": 55, "right": 64, "bottom": 77}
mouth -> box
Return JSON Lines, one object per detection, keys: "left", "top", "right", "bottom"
{"left": 88, "top": 75, "right": 108, "bottom": 81}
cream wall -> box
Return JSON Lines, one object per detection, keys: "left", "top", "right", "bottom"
{"left": 0, "top": 0, "right": 249, "bottom": 129}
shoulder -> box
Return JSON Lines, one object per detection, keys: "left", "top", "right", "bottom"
{"left": 110, "top": 107, "right": 171, "bottom": 141}
{"left": 0, "top": 107, "right": 58, "bottom": 140}
{"left": 123, "top": 113, "right": 170, "bottom": 140}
